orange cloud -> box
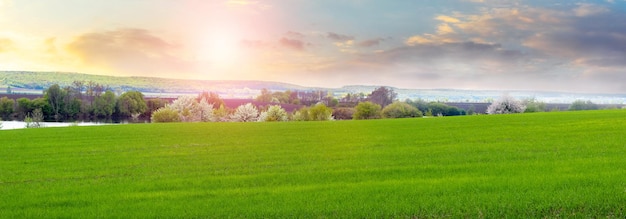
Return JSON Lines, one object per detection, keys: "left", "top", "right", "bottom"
{"left": 66, "top": 28, "right": 193, "bottom": 77}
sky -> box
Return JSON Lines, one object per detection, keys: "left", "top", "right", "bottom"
{"left": 1, "top": 0, "right": 626, "bottom": 93}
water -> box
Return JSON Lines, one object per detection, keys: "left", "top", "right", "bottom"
{"left": 0, "top": 121, "right": 113, "bottom": 130}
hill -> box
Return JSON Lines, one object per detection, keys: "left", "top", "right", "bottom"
{"left": 1, "top": 110, "right": 625, "bottom": 217}
{"left": 2, "top": 71, "right": 626, "bottom": 103}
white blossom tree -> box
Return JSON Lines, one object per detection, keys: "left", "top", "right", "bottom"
{"left": 230, "top": 103, "right": 259, "bottom": 122}
{"left": 197, "top": 98, "right": 215, "bottom": 122}
{"left": 487, "top": 95, "right": 526, "bottom": 114}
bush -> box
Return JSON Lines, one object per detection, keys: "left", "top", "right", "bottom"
{"left": 487, "top": 95, "right": 525, "bottom": 114}
{"left": 382, "top": 101, "right": 422, "bottom": 118}
{"left": 569, "top": 100, "right": 598, "bottom": 111}
{"left": 151, "top": 107, "right": 181, "bottom": 123}
{"left": 308, "top": 103, "right": 333, "bottom": 121}
{"left": 258, "top": 105, "right": 288, "bottom": 122}
{"left": 333, "top": 107, "right": 355, "bottom": 120}
{"left": 523, "top": 98, "right": 546, "bottom": 113}
{"left": 353, "top": 101, "right": 382, "bottom": 120}
{"left": 230, "top": 103, "right": 259, "bottom": 122}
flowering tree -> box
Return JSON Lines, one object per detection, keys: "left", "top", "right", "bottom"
{"left": 486, "top": 95, "right": 526, "bottom": 114}
{"left": 167, "top": 96, "right": 214, "bottom": 122}
{"left": 258, "top": 105, "right": 288, "bottom": 122}
{"left": 230, "top": 103, "right": 259, "bottom": 122}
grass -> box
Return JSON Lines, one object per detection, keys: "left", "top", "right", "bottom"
{"left": 1, "top": 110, "right": 625, "bottom": 218}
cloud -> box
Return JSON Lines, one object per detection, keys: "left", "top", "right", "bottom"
{"left": 279, "top": 37, "right": 305, "bottom": 50}
{"left": 573, "top": 3, "right": 609, "bottom": 17}
{"left": 327, "top": 32, "right": 354, "bottom": 41}
{"left": 284, "top": 31, "right": 305, "bottom": 38}
{"left": 66, "top": 28, "right": 192, "bottom": 76}
{"left": 436, "top": 15, "right": 460, "bottom": 23}
{"left": 357, "top": 38, "right": 384, "bottom": 47}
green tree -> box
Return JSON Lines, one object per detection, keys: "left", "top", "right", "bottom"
{"left": 569, "top": 100, "right": 598, "bottom": 111}
{"left": 93, "top": 90, "right": 116, "bottom": 117}
{"left": 16, "top": 97, "right": 33, "bottom": 118}
{"left": 44, "top": 84, "right": 66, "bottom": 120}
{"left": 353, "top": 101, "right": 382, "bottom": 120}
{"left": 117, "top": 91, "right": 148, "bottom": 117}
{"left": 146, "top": 98, "right": 166, "bottom": 116}
{"left": 382, "top": 101, "right": 422, "bottom": 118}
{"left": 0, "top": 97, "right": 15, "bottom": 119}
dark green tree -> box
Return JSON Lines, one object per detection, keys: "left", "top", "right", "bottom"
{"left": 117, "top": 91, "right": 147, "bottom": 117}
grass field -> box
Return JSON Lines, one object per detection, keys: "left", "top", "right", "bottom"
{"left": 1, "top": 110, "right": 625, "bottom": 218}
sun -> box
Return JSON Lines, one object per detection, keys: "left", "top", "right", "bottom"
{"left": 198, "top": 32, "right": 240, "bottom": 66}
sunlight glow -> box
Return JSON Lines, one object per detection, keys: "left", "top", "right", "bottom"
{"left": 198, "top": 32, "right": 240, "bottom": 67}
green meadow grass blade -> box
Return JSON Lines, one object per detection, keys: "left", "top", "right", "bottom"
{"left": 1, "top": 110, "right": 625, "bottom": 218}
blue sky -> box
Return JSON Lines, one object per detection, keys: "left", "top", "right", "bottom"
{"left": 1, "top": 0, "right": 625, "bottom": 93}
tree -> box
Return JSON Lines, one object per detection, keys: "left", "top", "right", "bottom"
{"left": 353, "top": 101, "right": 382, "bottom": 120}
{"left": 0, "top": 97, "right": 15, "bottom": 120}
{"left": 197, "top": 91, "right": 224, "bottom": 108}
{"left": 255, "top": 88, "right": 273, "bottom": 102}
{"left": 308, "top": 103, "right": 334, "bottom": 121}
{"left": 169, "top": 96, "right": 200, "bottom": 122}
{"left": 93, "top": 90, "right": 116, "bottom": 117}
{"left": 44, "top": 84, "right": 66, "bottom": 120}
{"left": 367, "top": 86, "right": 397, "bottom": 107}
{"left": 6, "top": 86, "right": 11, "bottom": 94}
{"left": 523, "top": 98, "right": 546, "bottom": 113}
{"left": 569, "top": 100, "right": 598, "bottom": 111}
{"left": 146, "top": 98, "right": 166, "bottom": 116}
{"left": 25, "top": 108, "right": 44, "bottom": 128}
{"left": 213, "top": 104, "right": 231, "bottom": 122}
{"left": 382, "top": 101, "right": 422, "bottom": 118}
{"left": 258, "top": 105, "right": 288, "bottom": 122}
{"left": 230, "top": 103, "right": 259, "bottom": 122}
{"left": 333, "top": 107, "right": 355, "bottom": 120}
{"left": 151, "top": 107, "right": 181, "bottom": 123}
{"left": 117, "top": 91, "right": 148, "bottom": 117}
{"left": 486, "top": 95, "right": 525, "bottom": 114}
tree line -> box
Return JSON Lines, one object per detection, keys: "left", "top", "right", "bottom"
{"left": 1, "top": 84, "right": 614, "bottom": 125}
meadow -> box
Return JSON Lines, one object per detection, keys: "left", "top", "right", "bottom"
{"left": 1, "top": 110, "right": 625, "bottom": 218}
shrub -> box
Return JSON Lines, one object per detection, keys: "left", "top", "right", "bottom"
{"left": 353, "top": 101, "right": 382, "bottom": 120}
{"left": 333, "top": 107, "right": 355, "bottom": 120}
{"left": 382, "top": 101, "right": 422, "bottom": 118}
{"left": 487, "top": 95, "right": 525, "bottom": 114}
{"left": 151, "top": 107, "right": 181, "bottom": 123}
{"left": 258, "top": 105, "right": 288, "bottom": 122}
{"left": 230, "top": 103, "right": 259, "bottom": 122}
{"left": 308, "top": 103, "right": 334, "bottom": 121}
{"left": 569, "top": 100, "right": 598, "bottom": 111}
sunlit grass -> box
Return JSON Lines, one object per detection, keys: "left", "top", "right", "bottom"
{"left": 1, "top": 110, "right": 625, "bottom": 217}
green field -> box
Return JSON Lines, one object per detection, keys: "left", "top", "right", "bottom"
{"left": 1, "top": 110, "right": 625, "bottom": 218}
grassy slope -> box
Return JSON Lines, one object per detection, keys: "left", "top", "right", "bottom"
{"left": 1, "top": 110, "right": 625, "bottom": 218}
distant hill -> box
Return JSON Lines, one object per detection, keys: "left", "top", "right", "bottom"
{"left": 0, "top": 71, "right": 307, "bottom": 97}
{"left": 1, "top": 71, "right": 625, "bottom": 104}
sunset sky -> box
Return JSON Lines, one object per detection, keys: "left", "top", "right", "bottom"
{"left": 1, "top": 0, "right": 625, "bottom": 93}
